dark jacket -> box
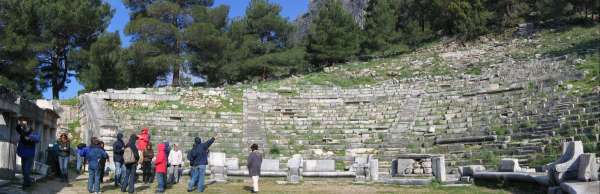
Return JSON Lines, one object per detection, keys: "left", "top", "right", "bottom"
{"left": 85, "top": 145, "right": 108, "bottom": 170}
{"left": 247, "top": 151, "right": 263, "bottom": 176}
{"left": 58, "top": 140, "right": 70, "bottom": 157}
{"left": 188, "top": 137, "right": 215, "bottom": 166}
{"left": 143, "top": 148, "right": 154, "bottom": 163}
{"left": 113, "top": 133, "right": 125, "bottom": 163}
{"left": 126, "top": 134, "right": 140, "bottom": 166}
{"left": 77, "top": 143, "right": 87, "bottom": 156}
{"left": 16, "top": 125, "right": 40, "bottom": 158}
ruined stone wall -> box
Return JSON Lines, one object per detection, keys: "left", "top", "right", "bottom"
{"left": 77, "top": 55, "right": 599, "bottom": 175}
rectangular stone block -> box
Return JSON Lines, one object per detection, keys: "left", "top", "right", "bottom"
{"left": 396, "top": 159, "right": 415, "bottom": 175}
{"left": 303, "top": 160, "right": 335, "bottom": 172}
{"left": 577, "top": 153, "right": 599, "bottom": 181}
{"left": 432, "top": 156, "right": 446, "bottom": 182}
{"left": 226, "top": 158, "right": 239, "bottom": 171}
{"left": 261, "top": 159, "right": 280, "bottom": 172}
{"left": 209, "top": 152, "right": 226, "bottom": 167}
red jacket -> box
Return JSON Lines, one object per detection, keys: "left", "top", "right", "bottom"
{"left": 155, "top": 143, "right": 167, "bottom": 174}
{"left": 136, "top": 128, "right": 150, "bottom": 151}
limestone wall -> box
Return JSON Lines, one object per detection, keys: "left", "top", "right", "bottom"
{"left": 74, "top": 54, "right": 599, "bottom": 177}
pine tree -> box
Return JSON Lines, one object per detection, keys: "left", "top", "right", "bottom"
{"left": 307, "top": 0, "right": 360, "bottom": 68}
{"left": 362, "top": 0, "right": 398, "bottom": 54}
{"left": 1, "top": 0, "right": 112, "bottom": 99}
{"left": 446, "top": 0, "right": 492, "bottom": 40}
{"left": 124, "top": 0, "right": 215, "bottom": 87}
{"left": 78, "top": 32, "right": 124, "bottom": 91}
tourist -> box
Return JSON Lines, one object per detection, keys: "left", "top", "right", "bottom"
{"left": 76, "top": 143, "right": 87, "bottom": 174}
{"left": 121, "top": 134, "right": 140, "bottom": 193}
{"left": 98, "top": 141, "right": 108, "bottom": 183}
{"left": 187, "top": 136, "right": 216, "bottom": 192}
{"left": 57, "top": 133, "right": 71, "bottom": 182}
{"left": 113, "top": 133, "right": 125, "bottom": 186}
{"left": 15, "top": 119, "right": 40, "bottom": 188}
{"left": 136, "top": 127, "right": 150, "bottom": 152}
{"left": 168, "top": 144, "right": 183, "bottom": 184}
{"left": 155, "top": 143, "right": 168, "bottom": 193}
{"left": 247, "top": 143, "right": 263, "bottom": 193}
{"left": 142, "top": 144, "right": 154, "bottom": 184}
{"left": 86, "top": 139, "right": 108, "bottom": 194}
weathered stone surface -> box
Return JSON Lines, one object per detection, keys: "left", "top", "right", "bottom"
{"left": 577, "top": 153, "right": 598, "bottom": 181}
{"left": 458, "top": 165, "right": 486, "bottom": 177}
{"left": 226, "top": 158, "right": 239, "bottom": 171}
{"left": 548, "top": 141, "right": 584, "bottom": 185}
{"left": 369, "top": 159, "right": 379, "bottom": 181}
{"left": 261, "top": 159, "right": 281, "bottom": 172}
{"left": 560, "top": 181, "right": 600, "bottom": 194}
{"left": 432, "top": 156, "right": 446, "bottom": 182}
{"left": 499, "top": 158, "right": 521, "bottom": 172}
{"left": 303, "top": 160, "right": 335, "bottom": 172}
{"left": 396, "top": 159, "right": 415, "bottom": 175}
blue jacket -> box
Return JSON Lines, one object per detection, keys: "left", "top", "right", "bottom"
{"left": 77, "top": 146, "right": 88, "bottom": 157}
{"left": 85, "top": 145, "right": 108, "bottom": 170}
{"left": 188, "top": 137, "right": 215, "bottom": 166}
{"left": 16, "top": 125, "right": 40, "bottom": 158}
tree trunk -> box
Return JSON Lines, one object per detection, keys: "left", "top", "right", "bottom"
{"left": 172, "top": 64, "right": 180, "bottom": 87}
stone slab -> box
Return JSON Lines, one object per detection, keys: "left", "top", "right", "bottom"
{"left": 303, "top": 160, "right": 335, "bottom": 172}
{"left": 261, "top": 159, "right": 281, "bottom": 172}
{"left": 560, "top": 181, "right": 600, "bottom": 194}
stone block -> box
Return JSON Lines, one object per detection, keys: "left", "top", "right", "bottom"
{"left": 458, "top": 165, "right": 486, "bottom": 177}
{"left": 424, "top": 168, "right": 432, "bottom": 174}
{"left": 287, "top": 155, "right": 302, "bottom": 169}
{"left": 209, "top": 152, "right": 226, "bottom": 167}
{"left": 396, "top": 159, "right": 415, "bottom": 175}
{"left": 369, "top": 159, "right": 379, "bottom": 181}
{"left": 499, "top": 158, "right": 521, "bottom": 172}
{"left": 225, "top": 158, "right": 239, "bottom": 171}
{"left": 548, "top": 141, "right": 584, "bottom": 185}
{"left": 432, "top": 156, "right": 446, "bottom": 182}
{"left": 261, "top": 159, "right": 280, "bottom": 172}
{"left": 577, "top": 153, "right": 598, "bottom": 181}
{"left": 422, "top": 161, "right": 432, "bottom": 168}
{"left": 303, "top": 160, "right": 335, "bottom": 172}
{"left": 413, "top": 168, "right": 424, "bottom": 174}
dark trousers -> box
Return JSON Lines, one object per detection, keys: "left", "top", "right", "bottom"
{"left": 142, "top": 161, "right": 152, "bottom": 183}
{"left": 21, "top": 156, "right": 34, "bottom": 187}
{"left": 121, "top": 164, "right": 137, "bottom": 193}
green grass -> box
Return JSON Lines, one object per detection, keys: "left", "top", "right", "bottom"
{"left": 60, "top": 98, "right": 80, "bottom": 106}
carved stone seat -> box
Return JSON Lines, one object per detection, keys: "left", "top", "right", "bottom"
{"left": 547, "top": 141, "right": 584, "bottom": 185}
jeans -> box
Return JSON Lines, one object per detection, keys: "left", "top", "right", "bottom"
{"left": 88, "top": 168, "right": 101, "bottom": 193}
{"left": 76, "top": 155, "right": 83, "bottom": 174}
{"left": 114, "top": 162, "right": 125, "bottom": 186}
{"left": 187, "top": 165, "right": 207, "bottom": 192}
{"left": 156, "top": 173, "right": 166, "bottom": 192}
{"left": 58, "top": 156, "right": 69, "bottom": 180}
{"left": 169, "top": 165, "right": 182, "bottom": 183}
{"left": 121, "top": 164, "right": 137, "bottom": 193}
{"left": 21, "top": 156, "right": 34, "bottom": 187}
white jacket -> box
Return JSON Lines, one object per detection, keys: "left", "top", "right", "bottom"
{"left": 168, "top": 150, "right": 184, "bottom": 166}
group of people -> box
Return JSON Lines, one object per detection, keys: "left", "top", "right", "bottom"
{"left": 15, "top": 120, "right": 263, "bottom": 194}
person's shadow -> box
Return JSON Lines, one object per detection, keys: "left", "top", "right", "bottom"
{"left": 243, "top": 186, "right": 253, "bottom": 192}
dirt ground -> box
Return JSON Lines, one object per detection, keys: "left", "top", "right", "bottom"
{"left": 12, "top": 175, "right": 514, "bottom": 194}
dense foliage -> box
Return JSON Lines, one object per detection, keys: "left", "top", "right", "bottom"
{"left": 1, "top": 0, "right": 598, "bottom": 98}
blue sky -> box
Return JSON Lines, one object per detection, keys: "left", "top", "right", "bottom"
{"left": 43, "top": 0, "right": 308, "bottom": 100}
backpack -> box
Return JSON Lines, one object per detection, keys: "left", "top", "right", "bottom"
{"left": 124, "top": 147, "right": 136, "bottom": 164}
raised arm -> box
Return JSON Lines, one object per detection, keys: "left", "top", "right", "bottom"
{"left": 205, "top": 137, "right": 216, "bottom": 148}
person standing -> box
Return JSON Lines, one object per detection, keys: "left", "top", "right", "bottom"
{"left": 98, "top": 141, "right": 108, "bottom": 183}
{"left": 136, "top": 128, "right": 150, "bottom": 152}
{"left": 15, "top": 119, "right": 40, "bottom": 188}
{"left": 168, "top": 144, "right": 183, "bottom": 184}
{"left": 187, "top": 136, "right": 216, "bottom": 192}
{"left": 247, "top": 144, "right": 263, "bottom": 193}
{"left": 86, "top": 139, "right": 108, "bottom": 194}
{"left": 121, "top": 134, "right": 140, "bottom": 193}
{"left": 112, "top": 133, "right": 125, "bottom": 186}
{"left": 76, "top": 143, "right": 87, "bottom": 174}
{"left": 57, "top": 133, "right": 71, "bottom": 182}
{"left": 154, "top": 143, "right": 168, "bottom": 193}
{"left": 142, "top": 144, "right": 154, "bottom": 184}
